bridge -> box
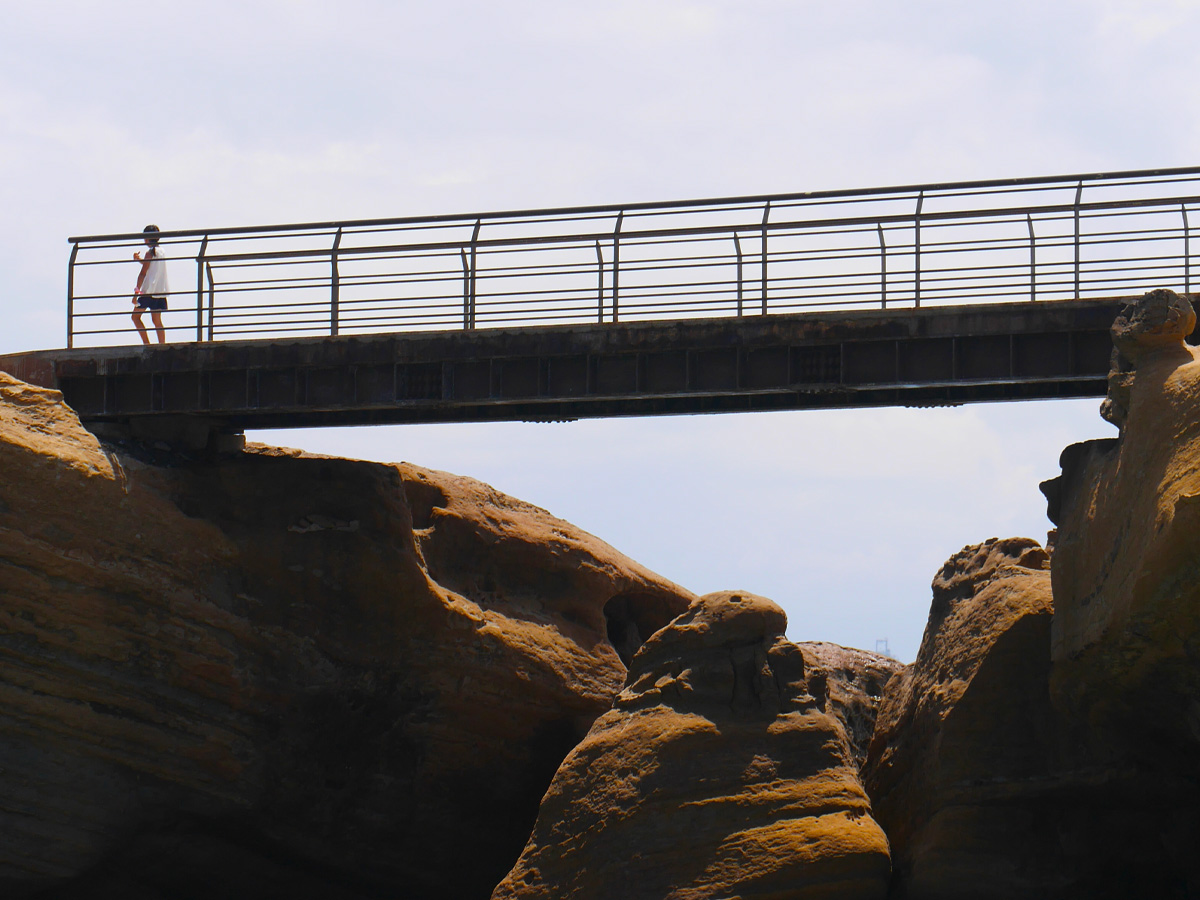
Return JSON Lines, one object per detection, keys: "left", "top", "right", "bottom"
{"left": 3, "top": 166, "right": 1199, "bottom": 447}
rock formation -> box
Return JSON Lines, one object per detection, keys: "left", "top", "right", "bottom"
{"left": 863, "top": 538, "right": 1059, "bottom": 898}
{"left": 865, "top": 290, "right": 1200, "bottom": 899}
{"left": 8, "top": 286, "right": 1200, "bottom": 898}
{"left": 797, "top": 641, "right": 903, "bottom": 771}
{"left": 1098, "top": 286, "right": 1196, "bottom": 429}
{"left": 0, "top": 371, "right": 693, "bottom": 899}
{"left": 1042, "top": 287, "right": 1200, "bottom": 894}
{"left": 493, "top": 591, "right": 892, "bottom": 900}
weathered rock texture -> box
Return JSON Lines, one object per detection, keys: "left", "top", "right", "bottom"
{"left": 493, "top": 591, "right": 892, "bottom": 900}
{"left": 1042, "top": 287, "right": 1200, "bottom": 894}
{"left": 0, "top": 372, "right": 693, "bottom": 899}
{"left": 864, "top": 538, "right": 1060, "bottom": 898}
{"left": 1098, "top": 286, "right": 1196, "bottom": 429}
{"left": 866, "top": 290, "right": 1200, "bottom": 899}
{"left": 797, "top": 642, "right": 903, "bottom": 771}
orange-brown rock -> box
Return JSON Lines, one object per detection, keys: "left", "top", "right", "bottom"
{"left": 864, "top": 292, "right": 1200, "bottom": 899}
{"left": 0, "top": 372, "right": 693, "bottom": 899}
{"left": 1040, "top": 288, "right": 1200, "bottom": 894}
{"left": 797, "top": 642, "right": 903, "bottom": 771}
{"left": 493, "top": 591, "right": 891, "bottom": 900}
{"left": 863, "top": 538, "right": 1058, "bottom": 898}
{"left": 1098, "top": 286, "right": 1196, "bottom": 428}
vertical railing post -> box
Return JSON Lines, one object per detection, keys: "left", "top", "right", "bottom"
{"left": 468, "top": 219, "right": 481, "bottom": 329}
{"left": 761, "top": 201, "right": 771, "bottom": 314}
{"left": 1027, "top": 214, "right": 1037, "bottom": 302}
{"left": 195, "top": 235, "right": 209, "bottom": 342}
{"left": 206, "top": 262, "right": 216, "bottom": 341}
{"left": 876, "top": 223, "right": 887, "bottom": 309}
{"left": 733, "top": 232, "right": 744, "bottom": 316}
{"left": 66, "top": 242, "right": 79, "bottom": 349}
{"left": 330, "top": 227, "right": 343, "bottom": 337}
{"left": 595, "top": 241, "right": 605, "bottom": 323}
{"left": 460, "top": 248, "right": 470, "bottom": 328}
{"left": 1073, "top": 180, "right": 1083, "bottom": 299}
{"left": 612, "top": 211, "right": 624, "bottom": 323}
{"left": 914, "top": 192, "right": 924, "bottom": 308}
{"left": 1183, "top": 204, "right": 1191, "bottom": 297}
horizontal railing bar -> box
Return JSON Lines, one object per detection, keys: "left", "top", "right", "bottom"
{"left": 67, "top": 165, "right": 1200, "bottom": 245}
{"left": 75, "top": 253, "right": 1178, "bottom": 302}
{"left": 67, "top": 206, "right": 1197, "bottom": 282}
{"left": 69, "top": 194, "right": 1200, "bottom": 268}
{"left": 68, "top": 273, "right": 1170, "bottom": 321}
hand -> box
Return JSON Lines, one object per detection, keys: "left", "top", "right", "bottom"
{"left": 134, "top": 252, "right": 142, "bottom": 260}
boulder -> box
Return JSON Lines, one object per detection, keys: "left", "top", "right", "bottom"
{"left": 493, "top": 591, "right": 891, "bottom": 900}
{"left": 0, "top": 372, "right": 693, "bottom": 899}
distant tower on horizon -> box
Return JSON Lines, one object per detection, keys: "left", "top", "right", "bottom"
{"left": 875, "top": 638, "right": 892, "bottom": 658}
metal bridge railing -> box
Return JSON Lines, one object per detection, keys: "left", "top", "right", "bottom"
{"left": 65, "top": 166, "right": 1200, "bottom": 348}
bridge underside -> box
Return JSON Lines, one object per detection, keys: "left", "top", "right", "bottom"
{"left": 0, "top": 299, "right": 1125, "bottom": 439}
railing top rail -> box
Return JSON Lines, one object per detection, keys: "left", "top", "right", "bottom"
{"left": 66, "top": 165, "right": 1200, "bottom": 245}
{"left": 64, "top": 190, "right": 1199, "bottom": 270}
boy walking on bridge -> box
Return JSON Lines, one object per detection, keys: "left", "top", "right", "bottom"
{"left": 132, "top": 224, "right": 169, "bottom": 344}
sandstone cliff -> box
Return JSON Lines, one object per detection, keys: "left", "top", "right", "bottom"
{"left": 863, "top": 538, "right": 1059, "bottom": 898}
{"left": 7, "top": 287, "right": 1200, "bottom": 899}
{"left": 0, "top": 371, "right": 693, "bottom": 899}
{"left": 493, "top": 591, "right": 893, "bottom": 900}
{"left": 1042, "top": 287, "right": 1200, "bottom": 894}
{"left": 863, "top": 290, "right": 1200, "bottom": 899}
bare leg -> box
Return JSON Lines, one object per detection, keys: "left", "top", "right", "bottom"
{"left": 132, "top": 310, "right": 150, "bottom": 345}
{"left": 151, "top": 311, "right": 166, "bottom": 344}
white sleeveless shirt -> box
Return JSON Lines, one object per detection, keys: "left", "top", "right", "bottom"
{"left": 142, "top": 247, "right": 170, "bottom": 297}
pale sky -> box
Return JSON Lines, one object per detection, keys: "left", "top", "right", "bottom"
{"left": 5, "top": 0, "right": 1197, "bottom": 660}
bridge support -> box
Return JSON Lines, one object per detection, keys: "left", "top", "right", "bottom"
{"left": 88, "top": 417, "right": 245, "bottom": 454}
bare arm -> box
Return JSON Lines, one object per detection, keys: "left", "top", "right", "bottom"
{"left": 133, "top": 251, "right": 152, "bottom": 296}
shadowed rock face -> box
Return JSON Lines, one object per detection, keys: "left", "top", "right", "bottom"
{"left": 0, "top": 372, "right": 694, "bottom": 900}
{"left": 493, "top": 591, "right": 892, "bottom": 900}
{"left": 866, "top": 290, "right": 1200, "bottom": 899}
{"left": 11, "top": 287, "right": 1200, "bottom": 899}
{"left": 797, "top": 642, "right": 903, "bottom": 772}
{"left": 863, "top": 538, "right": 1059, "bottom": 899}
{"left": 1040, "top": 288, "right": 1200, "bottom": 894}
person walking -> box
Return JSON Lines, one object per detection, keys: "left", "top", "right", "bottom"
{"left": 132, "top": 224, "right": 169, "bottom": 344}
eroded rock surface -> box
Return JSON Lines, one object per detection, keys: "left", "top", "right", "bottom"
{"left": 865, "top": 290, "right": 1200, "bottom": 899}
{"left": 797, "top": 642, "right": 902, "bottom": 772}
{"left": 1040, "top": 288, "right": 1200, "bottom": 894}
{"left": 863, "top": 538, "right": 1059, "bottom": 898}
{"left": 0, "top": 372, "right": 694, "bottom": 899}
{"left": 493, "top": 591, "right": 891, "bottom": 900}
{"left": 1099, "top": 286, "right": 1196, "bottom": 428}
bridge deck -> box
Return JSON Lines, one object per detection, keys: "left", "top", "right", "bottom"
{"left": 0, "top": 298, "right": 1124, "bottom": 435}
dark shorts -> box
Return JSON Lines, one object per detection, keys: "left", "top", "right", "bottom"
{"left": 136, "top": 295, "right": 167, "bottom": 311}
